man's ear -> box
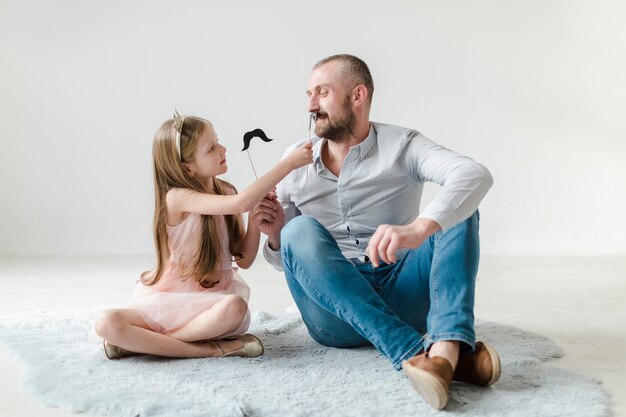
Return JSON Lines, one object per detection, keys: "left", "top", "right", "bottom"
{"left": 352, "top": 85, "right": 368, "bottom": 106}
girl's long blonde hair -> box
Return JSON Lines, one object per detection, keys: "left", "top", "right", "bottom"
{"left": 142, "top": 116, "right": 244, "bottom": 288}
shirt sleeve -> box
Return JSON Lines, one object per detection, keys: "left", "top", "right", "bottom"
{"left": 401, "top": 132, "right": 494, "bottom": 231}
{"left": 262, "top": 235, "right": 283, "bottom": 271}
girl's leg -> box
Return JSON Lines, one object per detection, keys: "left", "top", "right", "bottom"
{"left": 167, "top": 294, "right": 249, "bottom": 342}
{"left": 93, "top": 307, "right": 244, "bottom": 358}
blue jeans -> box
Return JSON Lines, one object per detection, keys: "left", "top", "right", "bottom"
{"left": 280, "top": 212, "right": 480, "bottom": 371}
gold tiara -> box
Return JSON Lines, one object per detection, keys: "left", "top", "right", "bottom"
{"left": 173, "top": 108, "right": 186, "bottom": 161}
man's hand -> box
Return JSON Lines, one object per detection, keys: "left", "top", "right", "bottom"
{"left": 366, "top": 218, "right": 441, "bottom": 267}
{"left": 250, "top": 191, "right": 285, "bottom": 250}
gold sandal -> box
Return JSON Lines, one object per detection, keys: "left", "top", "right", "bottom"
{"left": 103, "top": 340, "right": 138, "bottom": 360}
{"left": 208, "top": 334, "right": 264, "bottom": 357}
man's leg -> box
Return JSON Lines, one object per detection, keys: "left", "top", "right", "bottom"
{"left": 281, "top": 216, "right": 424, "bottom": 370}
{"left": 284, "top": 274, "right": 369, "bottom": 348}
{"left": 379, "top": 211, "right": 480, "bottom": 353}
{"left": 382, "top": 212, "right": 499, "bottom": 409}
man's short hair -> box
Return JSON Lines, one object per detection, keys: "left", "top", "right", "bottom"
{"left": 313, "top": 54, "right": 374, "bottom": 104}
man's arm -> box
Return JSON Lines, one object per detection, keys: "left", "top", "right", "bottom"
{"left": 368, "top": 132, "right": 493, "bottom": 267}
{"left": 407, "top": 133, "right": 493, "bottom": 231}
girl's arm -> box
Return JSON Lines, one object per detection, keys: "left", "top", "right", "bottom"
{"left": 167, "top": 142, "right": 312, "bottom": 217}
{"left": 235, "top": 212, "right": 261, "bottom": 269}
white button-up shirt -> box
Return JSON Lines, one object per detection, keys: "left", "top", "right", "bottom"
{"left": 264, "top": 122, "right": 493, "bottom": 270}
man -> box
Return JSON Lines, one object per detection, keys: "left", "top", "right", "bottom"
{"left": 253, "top": 54, "right": 499, "bottom": 410}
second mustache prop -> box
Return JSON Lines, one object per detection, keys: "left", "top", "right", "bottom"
{"left": 242, "top": 128, "right": 274, "bottom": 180}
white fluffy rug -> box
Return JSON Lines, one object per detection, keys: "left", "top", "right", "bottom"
{"left": 0, "top": 307, "right": 608, "bottom": 417}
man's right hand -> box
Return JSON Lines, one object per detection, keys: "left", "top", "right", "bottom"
{"left": 252, "top": 191, "right": 284, "bottom": 250}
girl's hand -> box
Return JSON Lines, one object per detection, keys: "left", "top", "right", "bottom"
{"left": 284, "top": 141, "right": 314, "bottom": 170}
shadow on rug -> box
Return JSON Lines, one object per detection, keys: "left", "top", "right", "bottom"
{"left": 0, "top": 308, "right": 608, "bottom": 417}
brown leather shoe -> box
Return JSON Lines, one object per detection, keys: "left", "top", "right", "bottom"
{"left": 454, "top": 341, "right": 501, "bottom": 386}
{"left": 402, "top": 353, "right": 454, "bottom": 410}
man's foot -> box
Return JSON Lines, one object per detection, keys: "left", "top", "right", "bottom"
{"left": 402, "top": 353, "right": 454, "bottom": 410}
{"left": 454, "top": 341, "right": 501, "bottom": 386}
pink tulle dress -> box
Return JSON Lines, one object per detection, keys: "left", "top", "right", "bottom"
{"left": 126, "top": 212, "right": 251, "bottom": 337}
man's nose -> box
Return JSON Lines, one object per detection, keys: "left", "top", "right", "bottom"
{"left": 308, "top": 96, "right": 319, "bottom": 113}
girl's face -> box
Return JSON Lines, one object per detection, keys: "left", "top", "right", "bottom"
{"left": 185, "top": 122, "right": 228, "bottom": 180}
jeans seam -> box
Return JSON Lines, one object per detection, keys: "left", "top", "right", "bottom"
{"left": 430, "top": 233, "right": 440, "bottom": 328}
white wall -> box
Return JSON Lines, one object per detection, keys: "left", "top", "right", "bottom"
{"left": 1, "top": 0, "right": 625, "bottom": 256}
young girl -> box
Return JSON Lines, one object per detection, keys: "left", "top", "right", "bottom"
{"left": 93, "top": 111, "right": 312, "bottom": 359}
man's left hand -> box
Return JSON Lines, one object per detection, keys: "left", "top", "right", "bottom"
{"left": 366, "top": 218, "right": 441, "bottom": 267}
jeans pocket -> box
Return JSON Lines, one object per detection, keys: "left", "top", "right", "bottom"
{"left": 375, "top": 269, "right": 400, "bottom": 292}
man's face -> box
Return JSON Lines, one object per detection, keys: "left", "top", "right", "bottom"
{"left": 306, "top": 61, "right": 356, "bottom": 141}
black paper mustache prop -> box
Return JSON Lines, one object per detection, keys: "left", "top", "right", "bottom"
{"left": 241, "top": 128, "right": 273, "bottom": 151}
{"left": 241, "top": 128, "right": 274, "bottom": 180}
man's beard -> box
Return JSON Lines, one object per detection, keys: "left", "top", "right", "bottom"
{"left": 314, "top": 95, "right": 356, "bottom": 142}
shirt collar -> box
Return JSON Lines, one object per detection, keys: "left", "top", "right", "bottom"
{"left": 358, "top": 124, "right": 377, "bottom": 158}
{"left": 313, "top": 124, "right": 377, "bottom": 173}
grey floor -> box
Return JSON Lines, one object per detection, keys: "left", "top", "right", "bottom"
{"left": 0, "top": 254, "right": 624, "bottom": 417}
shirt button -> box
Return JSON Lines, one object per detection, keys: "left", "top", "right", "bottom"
{"left": 364, "top": 255, "right": 370, "bottom": 263}
{"left": 355, "top": 239, "right": 360, "bottom": 245}
{"left": 347, "top": 226, "right": 350, "bottom": 232}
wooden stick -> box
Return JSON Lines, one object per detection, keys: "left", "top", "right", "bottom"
{"left": 305, "top": 113, "right": 316, "bottom": 181}
{"left": 246, "top": 149, "right": 258, "bottom": 180}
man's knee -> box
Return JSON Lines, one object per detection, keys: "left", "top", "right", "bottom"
{"left": 281, "top": 216, "right": 319, "bottom": 242}
{"left": 281, "top": 216, "right": 326, "bottom": 255}
{"left": 460, "top": 210, "right": 480, "bottom": 231}
{"left": 440, "top": 210, "right": 480, "bottom": 241}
